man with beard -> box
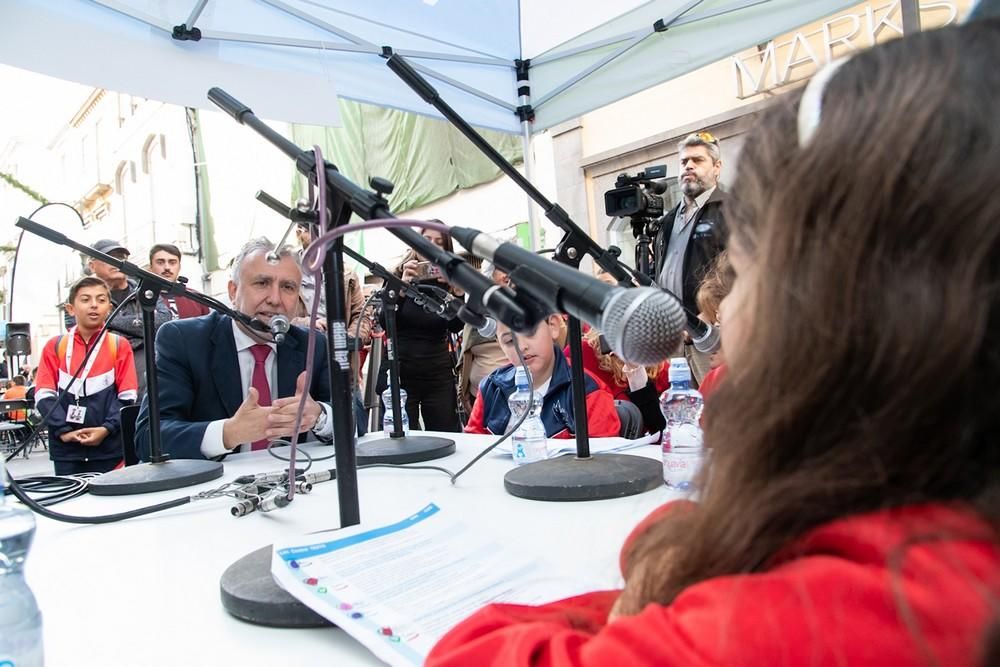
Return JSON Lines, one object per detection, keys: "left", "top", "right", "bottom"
{"left": 149, "top": 243, "right": 210, "bottom": 319}
{"left": 653, "top": 132, "right": 726, "bottom": 383}
{"left": 82, "top": 239, "right": 173, "bottom": 396}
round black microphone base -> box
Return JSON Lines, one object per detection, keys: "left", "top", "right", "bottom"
{"left": 504, "top": 453, "right": 662, "bottom": 501}
{"left": 220, "top": 545, "right": 333, "bottom": 628}
{"left": 87, "top": 459, "right": 224, "bottom": 496}
{"left": 356, "top": 434, "right": 455, "bottom": 465}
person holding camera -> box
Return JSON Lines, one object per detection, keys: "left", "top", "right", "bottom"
{"left": 654, "top": 132, "right": 727, "bottom": 384}
{"left": 374, "top": 226, "right": 464, "bottom": 432}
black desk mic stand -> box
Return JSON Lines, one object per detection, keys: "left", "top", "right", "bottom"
{"left": 253, "top": 190, "right": 455, "bottom": 465}
{"left": 88, "top": 276, "right": 225, "bottom": 495}
{"left": 383, "top": 53, "right": 662, "bottom": 501}
{"left": 14, "top": 216, "right": 224, "bottom": 495}
{"left": 358, "top": 287, "right": 455, "bottom": 464}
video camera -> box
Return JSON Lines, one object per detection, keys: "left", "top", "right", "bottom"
{"left": 603, "top": 165, "right": 668, "bottom": 219}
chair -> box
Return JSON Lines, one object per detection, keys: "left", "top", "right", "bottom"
{"left": 614, "top": 400, "right": 644, "bottom": 439}
{"left": 120, "top": 404, "right": 141, "bottom": 466}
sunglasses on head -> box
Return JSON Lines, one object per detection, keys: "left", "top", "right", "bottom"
{"left": 696, "top": 131, "right": 719, "bottom": 145}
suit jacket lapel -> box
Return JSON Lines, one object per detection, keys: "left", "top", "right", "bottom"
{"left": 210, "top": 315, "right": 243, "bottom": 416}
{"left": 276, "top": 332, "right": 305, "bottom": 399}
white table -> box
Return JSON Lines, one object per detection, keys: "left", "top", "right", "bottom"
{"left": 24, "top": 432, "right": 674, "bottom": 666}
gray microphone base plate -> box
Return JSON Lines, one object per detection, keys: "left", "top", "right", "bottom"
{"left": 356, "top": 435, "right": 455, "bottom": 465}
{"left": 504, "top": 453, "right": 662, "bottom": 501}
{"left": 88, "top": 459, "right": 224, "bottom": 496}
{"left": 220, "top": 545, "right": 333, "bottom": 628}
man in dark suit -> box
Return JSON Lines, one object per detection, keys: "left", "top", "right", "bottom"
{"left": 134, "top": 238, "right": 334, "bottom": 461}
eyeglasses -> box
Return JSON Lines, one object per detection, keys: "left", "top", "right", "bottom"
{"left": 696, "top": 131, "right": 719, "bottom": 145}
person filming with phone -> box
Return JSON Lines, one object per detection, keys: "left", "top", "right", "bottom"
{"left": 374, "top": 224, "right": 463, "bottom": 432}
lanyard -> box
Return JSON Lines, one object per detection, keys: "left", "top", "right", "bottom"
{"left": 64, "top": 327, "right": 107, "bottom": 399}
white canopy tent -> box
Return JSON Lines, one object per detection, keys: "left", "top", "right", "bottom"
{"left": 2, "top": 0, "right": 858, "bottom": 244}
{"left": 3, "top": 0, "right": 858, "bottom": 131}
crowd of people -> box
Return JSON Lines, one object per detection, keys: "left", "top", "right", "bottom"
{"left": 5, "top": 15, "right": 997, "bottom": 664}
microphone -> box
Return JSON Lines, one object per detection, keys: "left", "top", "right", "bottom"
{"left": 688, "top": 317, "right": 721, "bottom": 355}
{"left": 477, "top": 317, "right": 497, "bottom": 338}
{"left": 269, "top": 314, "right": 290, "bottom": 343}
{"left": 449, "top": 226, "right": 686, "bottom": 365}
{"left": 456, "top": 299, "right": 497, "bottom": 337}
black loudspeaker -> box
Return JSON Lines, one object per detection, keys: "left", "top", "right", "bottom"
{"left": 5, "top": 323, "right": 31, "bottom": 356}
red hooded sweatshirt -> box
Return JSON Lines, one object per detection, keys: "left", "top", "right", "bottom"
{"left": 428, "top": 502, "right": 999, "bottom": 667}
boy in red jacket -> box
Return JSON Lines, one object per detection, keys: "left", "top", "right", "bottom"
{"left": 465, "top": 314, "right": 619, "bottom": 438}
{"left": 35, "top": 276, "right": 137, "bottom": 475}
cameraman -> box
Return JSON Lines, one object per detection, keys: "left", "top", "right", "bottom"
{"left": 654, "top": 132, "right": 726, "bottom": 383}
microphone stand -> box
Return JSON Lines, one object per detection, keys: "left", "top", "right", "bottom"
{"left": 632, "top": 216, "right": 659, "bottom": 284}
{"left": 364, "top": 284, "right": 455, "bottom": 462}
{"left": 342, "top": 247, "right": 455, "bottom": 463}
{"left": 208, "top": 89, "right": 541, "bottom": 493}
{"left": 206, "top": 89, "right": 542, "bottom": 629}
{"left": 14, "top": 216, "right": 232, "bottom": 495}
{"left": 383, "top": 53, "right": 662, "bottom": 501}
{"left": 255, "top": 190, "right": 454, "bottom": 464}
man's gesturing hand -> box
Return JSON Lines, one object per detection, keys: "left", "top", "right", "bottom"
{"left": 267, "top": 371, "right": 322, "bottom": 439}
{"left": 222, "top": 387, "right": 273, "bottom": 449}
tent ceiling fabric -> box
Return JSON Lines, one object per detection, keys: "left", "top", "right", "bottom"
{"left": 2, "top": 0, "right": 857, "bottom": 133}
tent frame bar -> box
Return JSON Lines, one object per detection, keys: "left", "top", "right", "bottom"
{"left": 408, "top": 61, "right": 517, "bottom": 111}
{"left": 263, "top": 0, "right": 377, "bottom": 49}
{"left": 183, "top": 0, "right": 210, "bottom": 31}
{"left": 531, "top": 0, "right": 769, "bottom": 67}
{"left": 533, "top": 32, "right": 650, "bottom": 109}
{"left": 531, "top": 0, "right": 708, "bottom": 112}
{"left": 91, "top": 0, "right": 170, "bottom": 32}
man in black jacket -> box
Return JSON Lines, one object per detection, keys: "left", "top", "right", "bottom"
{"left": 77, "top": 239, "right": 173, "bottom": 396}
{"left": 654, "top": 132, "right": 726, "bottom": 382}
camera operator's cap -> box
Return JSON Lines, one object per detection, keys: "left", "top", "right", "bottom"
{"left": 91, "top": 239, "right": 130, "bottom": 256}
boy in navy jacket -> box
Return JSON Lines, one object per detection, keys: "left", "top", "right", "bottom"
{"left": 465, "top": 314, "right": 620, "bottom": 438}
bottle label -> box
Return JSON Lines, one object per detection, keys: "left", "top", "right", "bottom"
{"left": 663, "top": 452, "right": 703, "bottom": 490}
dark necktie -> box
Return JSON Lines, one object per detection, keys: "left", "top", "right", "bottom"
{"left": 249, "top": 344, "right": 272, "bottom": 451}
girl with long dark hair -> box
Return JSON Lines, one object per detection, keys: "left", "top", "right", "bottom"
{"left": 428, "top": 19, "right": 1000, "bottom": 666}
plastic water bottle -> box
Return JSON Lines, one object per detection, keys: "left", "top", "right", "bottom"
{"left": 381, "top": 385, "right": 410, "bottom": 437}
{"left": 659, "top": 357, "right": 704, "bottom": 491}
{"left": 508, "top": 367, "right": 547, "bottom": 465}
{"left": 0, "top": 457, "right": 44, "bottom": 666}
{"left": 506, "top": 367, "right": 533, "bottom": 427}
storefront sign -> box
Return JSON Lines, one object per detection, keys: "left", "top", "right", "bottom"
{"left": 732, "top": 1, "right": 959, "bottom": 99}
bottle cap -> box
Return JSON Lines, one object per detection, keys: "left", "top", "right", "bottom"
{"left": 668, "top": 357, "right": 691, "bottom": 384}
{"left": 514, "top": 366, "right": 530, "bottom": 389}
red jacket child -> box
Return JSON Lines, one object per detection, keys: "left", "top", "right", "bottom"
{"left": 428, "top": 502, "right": 999, "bottom": 667}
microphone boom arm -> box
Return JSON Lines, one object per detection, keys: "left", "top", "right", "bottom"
{"left": 208, "top": 88, "right": 539, "bottom": 335}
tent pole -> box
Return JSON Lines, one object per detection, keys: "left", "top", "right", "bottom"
{"left": 516, "top": 59, "right": 540, "bottom": 251}
{"left": 521, "top": 121, "right": 540, "bottom": 251}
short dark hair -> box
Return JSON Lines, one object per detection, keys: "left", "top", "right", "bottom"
{"left": 149, "top": 243, "right": 182, "bottom": 262}
{"left": 12, "top": 375, "right": 25, "bottom": 386}
{"left": 68, "top": 276, "right": 110, "bottom": 304}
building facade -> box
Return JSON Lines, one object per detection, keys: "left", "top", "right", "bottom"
{"left": 547, "top": 0, "right": 971, "bottom": 266}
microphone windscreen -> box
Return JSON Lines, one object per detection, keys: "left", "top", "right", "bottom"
{"left": 693, "top": 322, "right": 721, "bottom": 355}
{"left": 600, "top": 287, "right": 685, "bottom": 366}
{"left": 477, "top": 317, "right": 497, "bottom": 338}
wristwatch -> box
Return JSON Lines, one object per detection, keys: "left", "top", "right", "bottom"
{"left": 313, "top": 407, "right": 329, "bottom": 433}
